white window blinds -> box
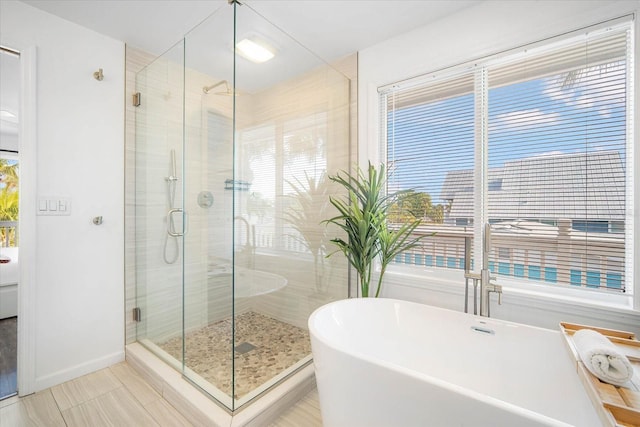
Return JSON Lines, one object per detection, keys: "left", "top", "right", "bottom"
{"left": 486, "top": 27, "right": 631, "bottom": 291}
{"left": 380, "top": 20, "right": 633, "bottom": 294}
{"left": 381, "top": 72, "right": 476, "bottom": 269}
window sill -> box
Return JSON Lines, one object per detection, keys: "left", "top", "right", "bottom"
{"left": 383, "top": 264, "right": 638, "bottom": 321}
{"left": 499, "top": 280, "right": 634, "bottom": 313}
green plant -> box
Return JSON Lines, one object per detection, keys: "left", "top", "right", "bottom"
{"left": 0, "top": 188, "right": 18, "bottom": 221}
{"left": 324, "top": 162, "right": 426, "bottom": 297}
{"left": 0, "top": 159, "right": 18, "bottom": 193}
{"left": 284, "top": 172, "right": 333, "bottom": 293}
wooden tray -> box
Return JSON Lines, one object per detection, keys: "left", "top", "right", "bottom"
{"left": 560, "top": 322, "right": 640, "bottom": 427}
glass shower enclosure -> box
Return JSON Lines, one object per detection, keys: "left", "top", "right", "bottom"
{"left": 133, "top": 1, "right": 350, "bottom": 411}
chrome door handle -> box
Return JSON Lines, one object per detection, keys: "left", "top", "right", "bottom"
{"left": 167, "top": 208, "right": 186, "bottom": 237}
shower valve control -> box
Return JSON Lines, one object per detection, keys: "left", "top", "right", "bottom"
{"left": 37, "top": 197, "right": 71, "bottom": 216}
{"left": 197, "top": 191, "right": 214, "bottom": 208}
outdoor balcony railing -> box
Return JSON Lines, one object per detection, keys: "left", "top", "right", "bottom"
{"left": 390, "top": 221, "right": 626, "bottom": 293}
{"left": 0, "top": 221, "right": 18, "bottom": 247}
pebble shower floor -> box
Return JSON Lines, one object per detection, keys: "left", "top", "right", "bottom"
{"left": 158, "top": 312, "right": 311, "bottom": 398}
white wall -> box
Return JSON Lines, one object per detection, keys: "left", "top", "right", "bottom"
{"left": 359, "top": 0, "right": 640, "bottom": 334}
{"left": 0, "top": 0, "right": 125, "bottom": 392}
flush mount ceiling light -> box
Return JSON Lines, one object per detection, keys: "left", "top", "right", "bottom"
{"left": 236, "top": 38, "right": 275, "bottom": 63}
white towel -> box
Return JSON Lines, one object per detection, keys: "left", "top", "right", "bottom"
{"left": 572, "top": 328, "right": 634, "bottom": 386}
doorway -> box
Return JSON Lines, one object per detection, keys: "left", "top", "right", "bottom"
{"left": 0, "top": 46, "right": 20, "bottom": 400}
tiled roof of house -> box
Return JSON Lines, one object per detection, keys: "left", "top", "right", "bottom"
{"left": 441, "top": 150, "right": 625, "bottom": 220}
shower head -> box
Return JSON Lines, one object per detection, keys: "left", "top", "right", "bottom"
{"left": 202, "top": 80, "right": 233, "bottom": 94}
{"left": 202, "top": 80, "right": 239, "bottom": 96}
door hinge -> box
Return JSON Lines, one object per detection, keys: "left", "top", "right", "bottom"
{"left": 132, "top": 92, "right": 141, "bottom": 107}
{"left": 133, "top": 307, "right": 142, "bottom": 322}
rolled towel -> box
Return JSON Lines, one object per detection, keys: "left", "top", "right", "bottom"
{"left": 572, "top": 328, "right": 634, "bottom": 386}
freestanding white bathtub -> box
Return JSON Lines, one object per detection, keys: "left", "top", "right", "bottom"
{"left": 309, "top": 298, "right": 600, "bottom": 427}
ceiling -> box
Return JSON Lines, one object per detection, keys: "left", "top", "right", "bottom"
{"left": 20, "top": 0, "right": 479, "bottom": 63}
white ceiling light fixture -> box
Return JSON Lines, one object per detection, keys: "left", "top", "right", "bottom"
{"left": 236, "top": 38, "right": 275, "bottom": 63}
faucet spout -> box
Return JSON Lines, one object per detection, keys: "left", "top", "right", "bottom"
{"left": 480, "top": 269, "right": 502, "bottom": 317}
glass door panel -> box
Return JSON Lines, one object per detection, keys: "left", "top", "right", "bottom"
{"left": 134, "top": 40, "right": 185, "bottom": 371}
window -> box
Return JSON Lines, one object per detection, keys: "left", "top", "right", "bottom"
{"left": 239, "top": 113, "right": 329, "bottom": 254}
{"left": 239, "top": 123, "right": 276, "bottom": 249}
{"left": 379, "top": 20, "right": 633, "bottom": 296}
{"left": 384, "top": 72, "right": 476, "bottom": 271}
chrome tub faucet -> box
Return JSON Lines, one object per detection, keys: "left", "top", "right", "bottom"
{"left": 464, "top": 223, "right": 502, "bottom": 317}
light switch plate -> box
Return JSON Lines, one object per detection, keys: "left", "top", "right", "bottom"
{"left": 37, "top": 197, "right": 71, "bottom": 216}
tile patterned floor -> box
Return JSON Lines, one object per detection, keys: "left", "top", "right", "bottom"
{"left": 0, "top": 362, "right": 322, "bottom": 426}
{"left": 0, "top": 363, "right": 192, "bottom": 427}
{"left": 158, "top": 311, "right": 312, "bottom": 399}
{"left": 270, "top": 388, "right": 322, "bottom": 427}
{"left": 0, "top": 317, "right": 17, "bottom": 400}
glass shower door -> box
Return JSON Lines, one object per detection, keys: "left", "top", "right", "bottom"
{"left": 134, "top": 40, "right": 186, "bottom": 371}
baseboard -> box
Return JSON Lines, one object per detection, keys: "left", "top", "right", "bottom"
{"left": 33, "top": 350, "right": 125, "bottom": 392}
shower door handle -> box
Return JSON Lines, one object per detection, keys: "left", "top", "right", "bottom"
{"left": 167, "top": 208, "right": 186, "bottom": 237}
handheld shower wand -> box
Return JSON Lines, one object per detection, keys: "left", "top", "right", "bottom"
{"left": 163, "top": 149, "right": 180, "bottom": 264}
{"left": 166, "top": 149, "right": 178, "bottom": 182}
